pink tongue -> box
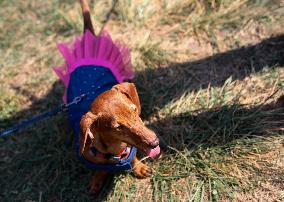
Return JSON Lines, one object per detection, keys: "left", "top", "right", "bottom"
{"left": 145, "top": 145, "right": 160, "bottom": 158}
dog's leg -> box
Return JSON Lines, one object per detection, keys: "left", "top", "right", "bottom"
{"left": 89, "top": 170, "right": 109, "bottom": 194}
{"left": 131, "top": 155, "right": 152, "bottom": 178}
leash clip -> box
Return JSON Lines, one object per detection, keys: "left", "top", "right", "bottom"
{"left": 73, "top": 93, "right": 86, "bottom": 104}
{"left": 61, "top": 94, "right": 86, "bottom": 111}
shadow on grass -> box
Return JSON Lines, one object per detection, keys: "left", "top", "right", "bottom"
{"left": 0, "top": 34, "right": 283, "bottom": 201}
{"left": 150, "top": 96, "right": 284, "bottom": 152}
{"left": 135, "top": 34, "right": 284, "bottom": 117}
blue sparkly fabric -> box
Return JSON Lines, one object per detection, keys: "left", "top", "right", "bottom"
{"left": 67, "top": 65, "right": 136, "bottom": 171}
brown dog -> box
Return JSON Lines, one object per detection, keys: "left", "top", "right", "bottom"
{"left": 77, "top": 0, "right": 160, "bottom": 194}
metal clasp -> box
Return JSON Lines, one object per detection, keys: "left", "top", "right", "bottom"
{"left": 61, "top": 94, "right": 86, "bottom": 111}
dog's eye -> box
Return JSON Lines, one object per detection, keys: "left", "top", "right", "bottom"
{"left": 115, "top": 125, "right": 124, "bottom": 130}
{"left": 113, "top": 123, "right": 123, "bottom": 130}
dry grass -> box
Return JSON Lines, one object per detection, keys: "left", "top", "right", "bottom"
{"left": 0, "top": 0, "right": 284, "bottom": 201}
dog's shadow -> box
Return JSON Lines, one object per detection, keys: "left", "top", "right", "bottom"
{"left": 0, "top": 34, "right": 283, "bottom": 201}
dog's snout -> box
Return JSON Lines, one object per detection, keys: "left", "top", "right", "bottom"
{"left": 149, "top": 138, "right": 159, "bottom": 148}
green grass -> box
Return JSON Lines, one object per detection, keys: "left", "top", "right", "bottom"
{"left": 1, "top": 0, "right": 284, "bottom": 201}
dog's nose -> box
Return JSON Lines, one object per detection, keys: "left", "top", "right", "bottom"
{"left": 149, "top": 138, "right": 159, "bottom": 148}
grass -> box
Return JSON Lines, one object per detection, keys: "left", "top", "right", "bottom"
{"left": 0, "top": 0, "right": 284, "bottom": 201}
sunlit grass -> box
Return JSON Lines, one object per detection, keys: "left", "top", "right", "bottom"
{"left": 0, "top": 0, "right": 284, "bottom": 201}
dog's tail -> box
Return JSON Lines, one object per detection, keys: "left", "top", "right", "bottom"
{"left": 79, "top": 0, "right": 95, "bottom": 35}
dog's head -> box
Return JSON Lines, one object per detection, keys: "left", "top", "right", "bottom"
{"left": 79, "top": 82, "right": 160, "bottom": 157}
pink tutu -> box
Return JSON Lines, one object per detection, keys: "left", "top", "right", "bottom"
{"left": 53, "top": 30, "right": 135, "bottom": 103}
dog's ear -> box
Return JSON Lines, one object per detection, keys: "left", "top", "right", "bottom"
{"left": 79, "top": 111, "right": 97, "bottom": 154}
{"left": 114, "top": 82, "right": 141, "bottom": 114}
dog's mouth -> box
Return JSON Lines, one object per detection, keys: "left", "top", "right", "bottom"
{"left": 124, "top": 138, "right": 160, "bottom": 158}
{"left": 143, "top": 145, "right": 160, "bottom": 158}
{"left": 139, "top": 138, "right": 160, "bottom": 158}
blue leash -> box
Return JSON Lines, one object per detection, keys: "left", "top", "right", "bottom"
{"left": 0, "top": 94, "right": 86, "bottom": 138}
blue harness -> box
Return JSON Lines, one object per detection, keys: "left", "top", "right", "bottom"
{"left": 67, "top": 65, "right": 136, "bottom": 171}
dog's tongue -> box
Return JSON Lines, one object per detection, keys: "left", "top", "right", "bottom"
{"left": 145, "top": 145, "right": 160, "bottom": 158}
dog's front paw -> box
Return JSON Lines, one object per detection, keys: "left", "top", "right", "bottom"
{"left": 89, "top": 180, "right": 104, "bottom": 195}
{"left": 133, "top": 162, "right": 152, "bottom": 178}
{"left": 88, "top": 170, "right": 108, "bottom": 195}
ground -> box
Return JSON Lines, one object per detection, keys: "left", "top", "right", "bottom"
{"left": 0, "top": 0, "right": 284, "bottom": 201}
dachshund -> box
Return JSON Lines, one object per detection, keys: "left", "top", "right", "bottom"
{"left": 53, "top": 0, "right": 160, "bottom": 194}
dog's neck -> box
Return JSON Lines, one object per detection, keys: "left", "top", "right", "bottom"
{"left": 91, "top": 133, "right": 128, "bottom": 155}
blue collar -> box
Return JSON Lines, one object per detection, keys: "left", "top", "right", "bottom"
{"left": 79, "top": 146, "right": 137, "bottom": 171}
{"left": 90, "top": 146, "right": 131, "bottom": 162}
